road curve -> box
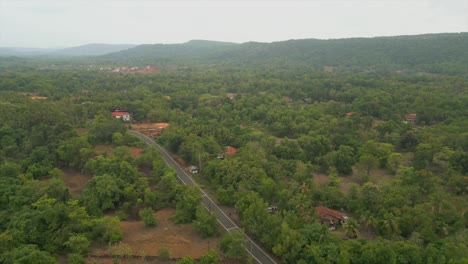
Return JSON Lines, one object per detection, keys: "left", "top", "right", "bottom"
{"left": 129, "top": 130, "right": 278, "bottom": 264}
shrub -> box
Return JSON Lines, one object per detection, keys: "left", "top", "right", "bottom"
{"left": 139, "top": 207, "right": 157, "bottom": 226}
{"left": 158, "top": 248, "right": 171, "bottom": 260}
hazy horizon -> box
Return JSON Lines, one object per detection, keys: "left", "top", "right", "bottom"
{"left": 1, "top": 0, "right": 467, "bottom": 49}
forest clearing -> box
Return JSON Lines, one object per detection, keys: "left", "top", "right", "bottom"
{"left": 89, "top": 208, "right": 229, "bottom": 263}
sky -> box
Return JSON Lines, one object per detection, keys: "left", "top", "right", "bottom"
{"left": 0, "top": 0, "right": 467, "bottom": 48}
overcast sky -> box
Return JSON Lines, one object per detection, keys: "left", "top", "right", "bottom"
{"left": 0, "top": 0, "right": 467, "bottom": 48}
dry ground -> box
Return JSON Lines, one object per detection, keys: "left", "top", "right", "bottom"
{"left": 94, "top": 145, "right": 144, "bottom": 159}
{"left": 62, "top": 168, "right": 93, "bottom": 198}
{"left": 89, "top": 208, "right": 235, "bottom": 263}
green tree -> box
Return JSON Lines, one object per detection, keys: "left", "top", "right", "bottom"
{"left": 333, "top": 145, "right": 356, "bottom": 175}
{"left": 358, "top": 154, "right": 379, "bottom": 175}
{"left": 57, "top": 136, "right": 93, "bottom": 168}
{"left": 88, "top": 115, "right": 126, "bottom": 144}
{"left": 272, "top": 222, "right": 305, "bottom": 263}
{"left": 360, "top": 182, "right": 382, "bottom": 211}
{"left": 81, "top": 174, "right": 122, "bottom": 215}
{"left": 387, "top": 152, "right": 404, "bottom": 174}
{"left": 112, "top": 132, "right": 124, "bottom": 145}
{"left": 360, "top": 211, "right": 377, "bottom": 234}
{"left": 378, "top": 213, "right": 399, "bottom": 239}
{"left": 67, "top": 253, "right": 84, "bottom": 264}
{"left": 359, "top": 240, "right": 396, "bottom": 264}
{"left": 94, "top": 216, "right": 123, "bottom": 243}
{"left": 200, "top": 251, "right": 220, "bottom": 264}
{"left": 177, "top": 256, "right": 195, "bottom": 264}
{"left": 171, "top": 186, "right": 201, "bottom": 224}
{"left": 218, "top": 230, "right": 247, "bottom": 260}
{"left": 360, "top": 140, "right": 394, "bottom": 167}
{"left": 343, "top": 218, "right": 359, "bottom": 239}
{"left": 158, "top": 248, "right": 171, "bottom": 260}
{"left": 64, "top": 234, "right": 90, "bottom": 254}
{"left": 413, "top": 143, "right": 434, "bottom": 170}
{"left": 0, "top": 244, "right": 57, "bottom": 264}
{"left": 139, "top": 207, "right": 157, "bottom": 227}
{"left": 193, "top": 205, "right": 220, "bottom": 237}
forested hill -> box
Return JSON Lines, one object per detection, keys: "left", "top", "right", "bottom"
{"left": 98, "top": 40, "right": 238, "bottom": 63}
{"left": 0, "top": 44, "right": 136, "bottom": 57}
{"left": 100, "top": 33, "right": 468, "bottom": 73}
{"left": 53, "top": 43, "right": 137, "bottom": 56}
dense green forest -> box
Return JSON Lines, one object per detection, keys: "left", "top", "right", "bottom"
{"left": 0, "top": 33, "right": 467, "bottom": 263}
{"left": 97, "top": 33, "right": 468, "bottom": 74}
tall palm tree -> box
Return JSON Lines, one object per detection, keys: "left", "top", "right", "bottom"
{"left": 359, "top": 211, "right": 377, "bottom": 234}
{"left": 379, "top": 213, "right": 399, "bottom": 239}
{"left": 343, "top": 218, "right": 359, "bottom": 238}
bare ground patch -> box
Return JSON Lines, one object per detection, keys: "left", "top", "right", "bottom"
{"left": 94, "top": 145, "right": 144, "bottom": 159}
{"left": 62, "top": 168, "right": 92, "bottom": 198}
{"left": 90, "top": 208, "right": 225, "bottom": 261}
{"left": 95, "top": 145, "right": 113, "bottom": 156}
{"left": 74, "top": 128, "right": 88, "bottom": 135}
{"left": 129, "top": 147, "right": 144, "bottom": 158}
{"left": 313, "top": 173, "right": 331, "bottom": 186}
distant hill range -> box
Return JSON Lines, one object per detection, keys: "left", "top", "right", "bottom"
{"left": 2, "top": 33, "right": 467, "bottom": 73}
{"left": 0, "top": 43, "right": 136, "bottom": 57}
{"left": 99, "top": 33, "right": 468, "bottom": 73}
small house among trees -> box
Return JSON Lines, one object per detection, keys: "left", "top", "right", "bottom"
{"left": 188, "top": 166, "right": 199, "bottom": 173}
{"left": 217, "top": 146, "right": 238, "bottom": 159}
{"left": 404, "top": 113, "right": 417, "bottom": 125}
{"left": 315, "top": 205, "right": 347, "bottom": 228}
{"left": 112, "top": 111, "right": 131, "bottom": 122}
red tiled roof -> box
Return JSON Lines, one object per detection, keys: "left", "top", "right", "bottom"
{"left": 112, "top": 111, "right": 130, "bottom": 117}
{"left": 405, "top": 113, "right": 417, "bottom": 119}
{"left": 225, "top": 146, "right": 237, "bottom": 156}
{"left": 315, "top": 205, "right": 345, "bottom": 221}
{"left": 346, "top": 112, "right": 355, "bottom": 117}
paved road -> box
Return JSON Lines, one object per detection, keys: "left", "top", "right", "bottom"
{"left": 129, "top": 130, "right": 278, "bottom": 264}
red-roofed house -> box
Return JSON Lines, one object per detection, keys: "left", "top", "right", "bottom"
{"left": 346, "top": 112, "right": 356, "bottom": 117}
{"left": 404, "top": 113, "right": 417, "bottom": 125}
{"left": 225, "top": 146, "right": 237, "bottom": 156}
{"left": 315, "top": 205, "right": 346, "bottom": 226}
{"left": 112, "top": 111, "right": 131, "bottom": 122}
{"left": 218, "top": 146, "right": 238, "bottom": 159}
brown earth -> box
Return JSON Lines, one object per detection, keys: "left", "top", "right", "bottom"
{"left": 131, "top": 123, "right": 170, "bottom": 130}
{"left": 30, "top": 95, "right": 48, "bottom": 100}
{"left": 74, "top": 128, "right": 88, "bottom": 135}
{"left": 62, "top": 168, "right": 92, "bottom": 198}
{"left": 129, "top": 147, "right": 144, "bottom": 158}
{"left": 94, "top": 145, "right": 144, "bottom": 159}
{"left": 89, "top": 208, "right": 237, "bottom": 263}
{"left": 95, "top": 145, "right": 113, "bottom": 156}
{"left": 131, "top": 123, "right": 170, "bottom": 137}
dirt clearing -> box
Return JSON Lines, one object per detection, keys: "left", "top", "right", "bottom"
{"left": 94, "top": 145, "right": 144, "bottom": 159}
{"left": 62, "top": 168, "right": 92, "bottom": 198}
{"left": 91, "top": 208, "right": 224, "bottom": 260}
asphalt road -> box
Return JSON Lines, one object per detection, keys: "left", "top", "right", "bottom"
{"left": 129, "top": 130, "right": 278, "bottom": 264}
